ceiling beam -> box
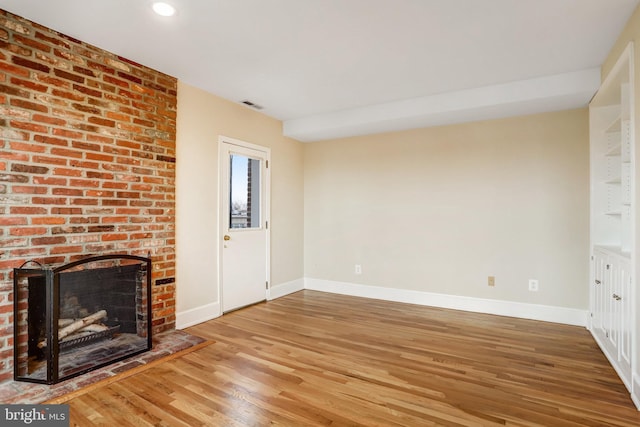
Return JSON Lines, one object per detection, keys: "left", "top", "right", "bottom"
{"left": 283, "top": 68, "right": 601, "bottom": 142}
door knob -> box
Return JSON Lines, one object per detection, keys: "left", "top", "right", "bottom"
{"left": 223, "top": 235, "right": 231, "bottom": 241}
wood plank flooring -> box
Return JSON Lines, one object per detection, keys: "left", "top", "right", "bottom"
{"left": 65, "top": 290, "right": 640, "bottom": 426}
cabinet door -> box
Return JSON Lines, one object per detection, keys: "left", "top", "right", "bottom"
{"left": 616, "top": 257, "right": 632, "bottom": 381}
{"left": 594, "top": 251, "right": 632, "bottom": 388}
{"left": 603, "top": 259, "right": 616, "bottom": 355}
{"left": 591, "top": 249, "right": 610, "bottom": 345}
{"left": 591, "top": 249, "right": 622, "bottom": 364}
{"left": 606, "top": 257, "right": 620, "bottom": 352}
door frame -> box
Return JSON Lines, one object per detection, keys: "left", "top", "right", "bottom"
{"left": 217, "top": 135, "right": 271, "bottom": 312}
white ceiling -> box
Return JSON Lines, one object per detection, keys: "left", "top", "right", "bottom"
{"left": 0, "top": 0, "right": 638, "bottom": 141}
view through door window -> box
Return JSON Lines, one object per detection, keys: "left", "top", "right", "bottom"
{"left": 230, "top": 154, "right": 261, "bottom": 229}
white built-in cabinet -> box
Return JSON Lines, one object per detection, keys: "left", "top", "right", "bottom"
{"left": 591, "top": 248, "right": 633, "bottom": 385}
{"left": 589, "top": 42, "right": 636, "bottom": 397}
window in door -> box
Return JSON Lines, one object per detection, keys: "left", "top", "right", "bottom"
{"left": 229, "top": 154, "right": 261, "bottom": 229}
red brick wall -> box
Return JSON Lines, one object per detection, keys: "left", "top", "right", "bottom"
{"left": 0, "top": 10, "right": 177, "bottom": 382}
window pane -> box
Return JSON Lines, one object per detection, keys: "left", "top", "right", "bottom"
{"left": 230, "top": 154, "right": 260, "bottom": 229}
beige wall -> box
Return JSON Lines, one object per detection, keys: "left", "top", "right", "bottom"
{"left": 304, "top": 109, "right": 589, "bottom": 308}
{"left": 602, "top": 1, "right": 640, "bottom": 396}
{"left": 176, "top": 81, "right": 590, "bottom": 321}
{"left": 176, "top": 82, "right": 304, "bottom": 317}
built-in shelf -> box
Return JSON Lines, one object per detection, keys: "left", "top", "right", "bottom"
{"left": 606, "top": 144, "right": 622, "bottom": 156}
{"left": 606, "top": 177, "right": 622, "bottom": 184}
{"left": 589, "top": 42, "right": 636, "bottom": 401}
{"left": 605, "top": 116, "right": 622, "bottom": 134}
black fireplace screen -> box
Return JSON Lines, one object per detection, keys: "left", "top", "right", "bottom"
{"left": 13, "top": 254, "right": 152, "bottom": 384}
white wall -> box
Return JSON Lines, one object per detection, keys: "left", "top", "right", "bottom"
{"left": 304, "top": 109, "right": 590, "bottom": 313}
{"left": 175, "top": 82, "right": 304, "bottom": 327}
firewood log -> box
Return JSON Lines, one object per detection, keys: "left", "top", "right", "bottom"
{"left": 78, "top": 323, "right": 109, "bottom": 333}
{"left": 58, "top": 310, "right": 107, "bottom": 340}
{"left": 58, "top": 318, "right": 74, "bottom": 327}
{"left": 37, "top": 310, "right": 108, "bottom": 348}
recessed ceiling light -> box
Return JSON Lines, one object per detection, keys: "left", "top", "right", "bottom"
{"left": 152, "top": 2, "right": 176, "bottom": 17}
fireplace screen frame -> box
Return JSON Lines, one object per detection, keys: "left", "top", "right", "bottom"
{"left": 13, "top": 254, "right": 152, "bottom": 385}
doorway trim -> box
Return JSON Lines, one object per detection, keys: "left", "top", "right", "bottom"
{"left": 217, "top": 135, "right": 271, "bottom": 312}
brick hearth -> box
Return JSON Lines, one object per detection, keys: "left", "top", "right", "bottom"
{"left": 0, "top": 10, "right": 177, "bottom": 383}
{"left": 0, "top": 330, "right": 206, "bottom": 404}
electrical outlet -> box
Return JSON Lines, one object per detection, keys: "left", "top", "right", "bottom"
{"left": 488, "top": 276, "right": 495, "bottom": 287}
{"left": 355, "top": 264, "right": 362, "bottom": 275}
{"left": 528, "top": 279, "right": 539, "bottom": 292}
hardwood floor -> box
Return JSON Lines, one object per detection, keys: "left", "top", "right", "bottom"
{"left": 64, "top": 290, "right": 640, "bottom": 426}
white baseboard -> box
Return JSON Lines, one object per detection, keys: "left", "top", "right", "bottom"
{"left": 175, "top": 278, "right": 588, "bottom": 330}
{"left": 304, "top": 278, "right": 588, "bottom": 327}
{"left": 633, "top": 374, "right": 640, "bottom": 410}
{"left": 268, "top": 278, "right": 305, "bottom": 300}
{"left": 175, "top": 302, "right": 221, "bottom": 329}
{"left": 175, "top": 278, "right": 304, "bottom": 329}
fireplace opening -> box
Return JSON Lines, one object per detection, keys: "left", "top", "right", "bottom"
{"left": 13, "top": 255, "right": 152, "bottom": 384}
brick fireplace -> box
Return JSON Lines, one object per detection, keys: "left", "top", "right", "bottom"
{"left": 0, "top": 10, "right": 177, "bottom": 383}
{"left": 14, "top": 254, "right": 152, "bottom": 384}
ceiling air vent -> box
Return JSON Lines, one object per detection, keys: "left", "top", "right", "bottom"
{"left": 240, "top": 100, "right": 263, "bottom": 110}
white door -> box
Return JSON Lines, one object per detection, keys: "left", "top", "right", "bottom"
{"left": 219, "top": 137, "right": 270, "bottom": 312}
